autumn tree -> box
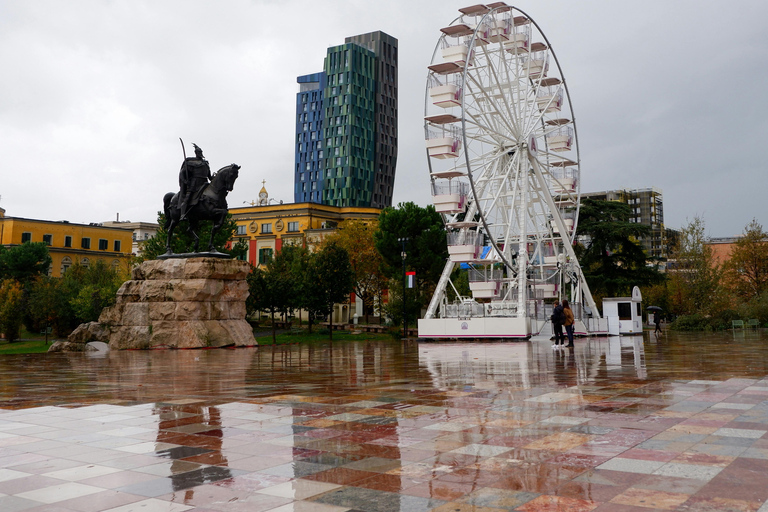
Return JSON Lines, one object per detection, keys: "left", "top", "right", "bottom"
{"left": 724, "top": 219, "right": 768, "bottom": 301}
{"left": 0, "top": 280, "right": 25, "bottom": 341}
{"left": 667, "top": 217, "right": 727, "bottom": 317}
{"left": 322, "top": 219, "right": 386, "bottom": 323}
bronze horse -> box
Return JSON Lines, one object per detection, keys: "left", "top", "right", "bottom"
{"left": 163, "top": 163, "right": 240, "bottom": 255}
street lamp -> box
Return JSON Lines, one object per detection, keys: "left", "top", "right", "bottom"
{"left": 398, "top": 237, "right": 409, "bottom": 339}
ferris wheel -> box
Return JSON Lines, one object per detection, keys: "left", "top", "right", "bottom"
{"left": 420, "top": 4, "right": 599, "bottom": 338}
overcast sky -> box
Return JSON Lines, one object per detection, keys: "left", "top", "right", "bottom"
{"left": 1, "top": 0, "right": 766, "bottom": 237}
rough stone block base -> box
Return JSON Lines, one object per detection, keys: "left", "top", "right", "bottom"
{"left": 60, "top": 258, "right": 256, "bottom": 351}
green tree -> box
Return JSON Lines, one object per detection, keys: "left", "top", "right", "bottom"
{"left": 138, "top": 212, "right": 247, "bottom": 261}
{"left": 60, "top": 260, "right": 129, "bottom": 327}
{"left": 323, "top": 219, "right": 386, "bottom": 323}
{"left": 246, "top": 266, "right": 280, "bottom": 344}
{"left": 0, "top": 242, "right": 52, "bottom": 283}
{"left": 305, "top": 241, "right": 354, "bottom": 340}
{"left": 278, "top": 245, "right": 313, "bottom": 327}
{"left": 0, "top": 279, "right": 25, "bottom": 342}
{"left": 724, "top": 219, "right": 768, "bottom": 301}
{"left": 374, "top": 202, "right": 447, "bottom": 325}
{"left": 28, "top": 276, "right": 66, "bottom": 341}
{"left": 575, "top": 198, "right": 663, "bottom": 301}
{"left": 667, "top": 216, "right": 727, "bottom": 317}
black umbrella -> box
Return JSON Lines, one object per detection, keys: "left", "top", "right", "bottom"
{"left": 646, "top": 306, "right": 663, "bottom": 312}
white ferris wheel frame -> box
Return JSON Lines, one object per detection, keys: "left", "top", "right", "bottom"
{"left": 423, "top": 5, "right": 599, "bottom": 322}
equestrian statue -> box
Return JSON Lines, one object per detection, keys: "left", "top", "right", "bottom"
{"left": 161, "top": 139, "right": 240, "bottom": 258}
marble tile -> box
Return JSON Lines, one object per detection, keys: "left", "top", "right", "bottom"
{"left": 610, "top": 487, "right": 690, "bottom": 510}
{"left": 2, "top": 337, "right": 768, "bottom": 512}
{"left": 596, "top": 458, "right": 666, "bottom": 475}
{"left": 16, "top": 482, "right": 104, "bottom": 504}
{"left": 515, "top": 494, "right": 599, "bottom": 511}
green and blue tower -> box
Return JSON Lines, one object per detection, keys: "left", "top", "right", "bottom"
{"left": 295, "top": 31, "right": 397, "bottom": 208}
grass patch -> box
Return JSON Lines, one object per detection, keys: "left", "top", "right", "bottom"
{"left": 0, "top": 338, "right": 54, "bottom": 354}
{"left": 253, "top": 328, "right": 393, "bottom": 345}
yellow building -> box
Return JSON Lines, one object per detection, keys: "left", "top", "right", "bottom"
{"left": 0, "top": 216, "right": 134, "bottom": 277}
{"left": 229, "top": 198, "right": 380, "bottom": 267}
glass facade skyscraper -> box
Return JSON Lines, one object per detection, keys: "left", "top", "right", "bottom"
{"left": 294, "top": 31, "right": 397, "bottom": 208}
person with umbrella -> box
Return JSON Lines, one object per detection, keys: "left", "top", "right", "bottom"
{"left": 648, "top": 306, "right": 663, "bottom": 335}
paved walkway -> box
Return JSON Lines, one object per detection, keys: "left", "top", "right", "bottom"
{"left": 1, "top": 332, "right": 767, "bottom": 511}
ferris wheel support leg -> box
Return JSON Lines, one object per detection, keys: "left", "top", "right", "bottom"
{"left": 527, "top": 153, "right": 601, "bottom": 319}
{"left": 425, "top": 259, "right": 456, "bottom": 319}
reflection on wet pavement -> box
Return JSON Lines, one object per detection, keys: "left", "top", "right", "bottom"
{"left": 1, "top": 331, "right": 768, "bottom": 511}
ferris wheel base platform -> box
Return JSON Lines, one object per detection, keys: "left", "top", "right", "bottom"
{"left": 418, "top": 317, "right": 532, "bottom": 339}
{"left": 418, "top": 318, "right": 610, "bottom": 340}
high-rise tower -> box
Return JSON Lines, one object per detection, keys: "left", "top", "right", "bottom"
{"left": 294, "top": 31, "right": 397, "bottom": 208}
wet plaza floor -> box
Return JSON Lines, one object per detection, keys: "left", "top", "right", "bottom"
{"left": 1, "top": 331, "right": 768, "bottom": 512}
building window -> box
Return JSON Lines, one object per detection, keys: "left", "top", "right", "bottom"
{"left": 99, "top": 239, "right": 108, "bottom": 251}
{"left": 42, "top": 234, "right": 52, "bottom": 246}
{"left": 81, "top": 257, "right": 90, "bottom": 268}
{"left": 64, "top": 236, "right": 72, "bottom": 248}
{"left": 61, "top": 257, "right": 73, "bottom": 275}
{"left": 262, "top": 223, "right": 272, "bottom": 234}
{"left": 81, "top": 237, "right": 91, "bottom": 249}
{"left": 21, "top": 232, "right": 32, "bottom": 243}
{"left": 287, "top": 221, "right": 299, "bottom": 232}
{"left": 114, "top": 240, "right": 121, "bottom": 252}
{"left": 237, "top": 225, "right": 247, "bottom": 235}
{"left": 258, "top": 248, "right": 273, "bottom": 264}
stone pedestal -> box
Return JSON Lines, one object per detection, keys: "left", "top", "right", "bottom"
{"left": 98, "top": 258, "right": 256, "bottom": 349}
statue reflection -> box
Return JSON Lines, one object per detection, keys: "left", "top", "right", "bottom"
{"left": 153, "top": 403, "right": 232, "bottom": 493}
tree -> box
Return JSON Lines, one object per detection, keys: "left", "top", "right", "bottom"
{"left": 278, "top": 245, "right": 313, "bottom": 327}
{"left": 375, "top": 202, "right": 447, "bottom": 285}
{"left": 248, "top": 245, "right": 314, "bottom": 342}
{"left": 0, "top": 280, "right": 25, "bottom": 342}
{"left": 374, "top": 202, "right": 447, "bottom": 324}
{"left": 305, "top": 241, "right": 354, "bottom": 340}
{"left": 138, "top": 212, "right": 247, "bottom": 261}
{"left": 667, "top": 216, "right": 727, "bottom": 317}
{"left": 322, "top": 219, "right": 386, "bottom": 323}
{"left": 0, "top": 242, "right": 52, "bottom": 283}
{"left": 60, "top": 260, "right": 130, "bottom": 327}
{"left": 246, "top": 266, "right": 279, "bottom": 344}
{"left": 724, "top": 219, "right": 768, "bottom": 301}
{"left": 28, "top": 276, "right": 66, "bottom": 341}
{"left": 575, "top": 198, "right": 664, "bottom": 302}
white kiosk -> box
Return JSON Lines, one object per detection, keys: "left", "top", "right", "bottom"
{"left": 602, "top": 286, "right": 643, "bottom": 336}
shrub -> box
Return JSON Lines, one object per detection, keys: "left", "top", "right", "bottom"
{"left": 670, "top": 314, "right": 710, "bottom": 331}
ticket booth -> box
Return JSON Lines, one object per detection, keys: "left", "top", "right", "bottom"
{"left": 602, "top": 286, "right": 643, "bottom": 335}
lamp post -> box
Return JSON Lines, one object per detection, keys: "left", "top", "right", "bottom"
{"left": 398, "top": 237, "right": 409, "bottom": 339}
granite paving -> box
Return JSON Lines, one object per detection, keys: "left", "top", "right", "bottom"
{"left": 1, "top": 330, "right": 768, "bottom": 511}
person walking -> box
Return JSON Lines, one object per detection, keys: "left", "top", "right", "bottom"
{"left": 562, "top": 299, "right": 575, "bottom": 348}
{"left": 654, "top": 313, "right": 663, "bottom": 335}
{"left": 551, "top": 300, "right": 565, "bottom": 348}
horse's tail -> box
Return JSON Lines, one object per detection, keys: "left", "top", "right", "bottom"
{"left": 163, "top": 192, "right": 175, "bottom": 229}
